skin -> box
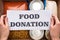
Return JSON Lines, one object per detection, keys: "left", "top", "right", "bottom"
{"left": 50, "top": 15, "right": 60, "bottom": 40}
{"left": 0, "top": 15, "right": 9, "bottom": 40}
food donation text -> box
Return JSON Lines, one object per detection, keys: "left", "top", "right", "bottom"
{"left": 7, "top": 10, "right": 51, "bottom": 30}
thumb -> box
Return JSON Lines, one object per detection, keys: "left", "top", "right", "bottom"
{"left": 50, "top": 16, "right": 54, "bottom": 26}
{"left": 5, "top": 17, "right": 8, "bottom": 27}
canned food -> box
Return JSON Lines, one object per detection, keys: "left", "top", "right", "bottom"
{"left": 29, "top": 30, "right": 44, "bottom": 40}
{"left": 29, "top": 0, "right": 44, "bottom": 10}
{"left": 29, "top": 0, "right": 44, "bottom": 40}
{"left": 45, "top": 30, "right": 51, "bottom": 40}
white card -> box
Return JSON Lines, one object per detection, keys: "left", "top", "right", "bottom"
{"left": 7, "top": 10, "right": 52, "bottom": 30}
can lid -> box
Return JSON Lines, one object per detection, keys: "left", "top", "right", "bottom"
{"left": 29, "top": 0, "right": 44, "bottom": 10}
{"left": 29, "top": 30, "right": 44, "bottom": 40}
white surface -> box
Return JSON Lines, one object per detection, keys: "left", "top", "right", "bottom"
{"left": 7, "top": 10, "right": 52, "bottom": 30}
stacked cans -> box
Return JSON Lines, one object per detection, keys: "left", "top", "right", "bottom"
{"left": 29, "top": 0, "right": 57, "bottom": 40}
{"left": 29, "top": 0, "right": 44, "bottom": 40}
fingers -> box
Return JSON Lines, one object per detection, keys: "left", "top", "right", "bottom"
{"left": 50, "top": 16, "right": 55, "bottom": 26}
{"left": 5, "top": 17, "right": 8, "bottom": 26}
{"left": 53, "top": 15, "right": 59, "bottom": 24}
{"left": 0, "top": 15, "right": 6, "bottom": 25}
{"left": 0, "top": 15, "right": 8, "bottom": 27}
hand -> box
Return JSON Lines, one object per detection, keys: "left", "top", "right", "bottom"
{"left": 50, "top": 15, "right": 60, "bottom": 40}
{"left": 0, "top": 15, "right": 9, "bottom": 40}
